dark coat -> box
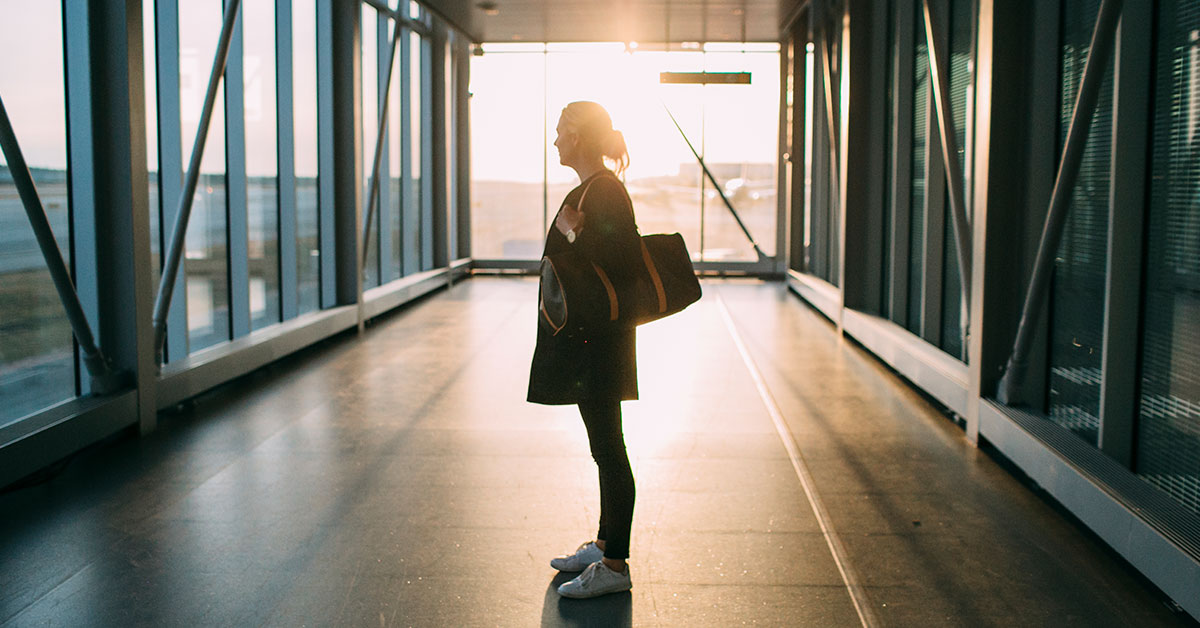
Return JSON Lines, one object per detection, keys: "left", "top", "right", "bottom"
{"left": 527, "top": 171, "right": 641, "bottom": 405}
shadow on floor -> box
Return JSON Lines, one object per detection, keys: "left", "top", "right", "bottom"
{"left": 541, "top": 571, "right": 632, "bottom": 627}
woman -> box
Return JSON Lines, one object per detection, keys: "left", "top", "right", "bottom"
{"left": 527, "top": 101, "right": 641, "bottom": 599}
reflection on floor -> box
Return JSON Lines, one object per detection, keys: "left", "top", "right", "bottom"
{"left": 0, "top": 278, "right": 1192, "bottom": 626}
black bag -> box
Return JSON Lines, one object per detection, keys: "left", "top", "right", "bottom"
{"left": 539, "top": 177, "right": 702, "bottom": 336}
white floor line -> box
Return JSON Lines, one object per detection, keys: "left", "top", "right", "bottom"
{"left": 716, "top": 294, "right": 879, "bottom": 628}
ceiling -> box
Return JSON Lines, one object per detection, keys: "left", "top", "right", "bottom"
{"left": 423, "top": 0, "right": 802, "bottom": 44}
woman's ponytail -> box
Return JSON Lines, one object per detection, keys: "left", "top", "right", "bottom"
{"left": 605, "top": 129, "right": 630, "bottom": 176}
{"left": 562, "top": 101, "right": 630, "bottom": 177}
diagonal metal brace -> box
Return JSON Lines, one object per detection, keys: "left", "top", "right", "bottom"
{"left": 360, "top": 17, "right": 406, "bottom": 272}
{"left": 0, "top": 94, "right": 122, "bottom": 394}
{"left": 922, "top": 0, "right": 972, "bottom": 329}
{"left": 662, "top": 103, "right": 769, "bottom": 262}
{"left": 997, "top": 0, "right": 1123, "bottom": 404}
{"left": 152, "top": 0, "right": 243, "bottom": 367}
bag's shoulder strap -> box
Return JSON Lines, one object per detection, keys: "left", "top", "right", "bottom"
{"left": 577, "top": 171, "right": 636, "bottom": 225}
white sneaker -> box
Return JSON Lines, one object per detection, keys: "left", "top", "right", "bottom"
{"left": 557, "top": 560, "right": 632, "bottom": 599}
{"left": 550, "top": 541, "right": 604, "bottom": 572}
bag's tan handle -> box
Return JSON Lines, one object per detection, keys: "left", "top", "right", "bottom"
{"left": 640, "top": 239, "right": 667, "bottom": 313}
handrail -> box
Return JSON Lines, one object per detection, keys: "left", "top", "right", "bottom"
{"left": 921, "top": 0, "right": 972, "bottom": 331}
{"left": 997, "top": 0, "right": 1123, "bottom": 404}
{"left": 152, "top": 0, "right": 242, "bottom": 366}
{"left": 0, "top": 95, "right": 121, "bottom": 393}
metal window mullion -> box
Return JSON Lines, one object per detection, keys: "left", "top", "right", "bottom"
{"left": 377, "top": 14, "right": 394, "bottom": 283}
{"left": 316, "top": 0, "right": 337, "bottom": 308}
{"left": 811, "top": 33, "right": 829, "bottom": 281}
{"left": 889, "top": 0, "right": 915, "bottom": 328}
{"left": 921, "top": 6, "right": 946, "bottom": 346}
{"left": 65, "top": 0, "right": 99, "bottom": 395}
{"left": 1098, "top": 2, "right": 1151, "bottom": 468}
{"left": 400, "top": 24, "right": 417, "bottom": 276}
{"left": 226, "top": 0, "right": 250, "bottom": 339}
{"left": 156, "top": 0, "right": 188, "bottom": 359}
{"left": 777, "top": 36, "right": 792, "bottom": 274}
{"left": 823, "top": 19, "right": 841, "bottom": 286}
{"left": 278, "top": 0, "right": 298, "bottom": 320}
{"left": 420, "top": 34, "right": 434, "bottom": 271}
{"left": 454, "top": 35, "right": 470, "bottom": 260}
{"left": 446, "top": 32, "right": 457, "bottom": 264}
{"left": 788, "top": 34, "right": 808, "bottom": 274}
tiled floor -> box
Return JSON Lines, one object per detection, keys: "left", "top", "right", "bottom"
{"left": 0, "top": 277, "right": 1192, "bottom": 626}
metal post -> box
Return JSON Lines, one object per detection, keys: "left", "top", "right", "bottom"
{"left": 922, "top": 0, "right": 972, "bottom": 332}
{"left": 820, "top": 23, "right": 840, "bottom": 281}
{"left": 996, "top": 0, "right": 1123, "bottom": 404}
{"left": 820, "top": 27, "right": 839, "bottom": 183}
{"left": 152, "top": 0, "right": 242, "bottom": 365}
{"left": 662, "top": 104, "right": 768, "bottom": 261}
{"left": 0, "top": 95, "right": 119, "bottom": 393}
{"left": 360, "top": 17, "right": 405, "bottom": 271}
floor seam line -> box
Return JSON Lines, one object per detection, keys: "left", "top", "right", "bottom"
{"left": 715, "top": 291, "right": 880, "bottom": 628}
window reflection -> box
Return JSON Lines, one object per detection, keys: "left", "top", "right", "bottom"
{"left": 389, "top": 30, "right": 403, "bottom": 278}
{"left": 362, "top": 5, "right": 380, "bottom": 289}
{"left": 0, "top": 1, "right": 75, "bottom": 423}
{"left": 180, "top": 0, "right": 230, "bottom": 351}
{"left": 293, "top": 0, "right": 320, "bottom": 314}
{"left": 407, "top": 31, "right": 427, "bottom": 273}
{"left": 246, "top": 0, "right": 280, "bottom": 330}
{"left": 145, "top": 0, "right": 162, "bottom": 295}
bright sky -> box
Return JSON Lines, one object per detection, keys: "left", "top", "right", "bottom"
{"left": 0, "top": 2, "right": 779, "bottom": 185}
{"left": 470, "top": 43, "right": 780, "bottom": 184}
{"left": 0, "top": 1, "right": 67, "bottom": 170}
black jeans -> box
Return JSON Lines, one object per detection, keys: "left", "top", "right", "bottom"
{"left": 578, "top": 399, "right": 636, "bottom": 560}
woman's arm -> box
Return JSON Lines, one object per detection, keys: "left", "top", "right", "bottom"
{"left": 572, "top": 176, "right": 641, "bottom": 280}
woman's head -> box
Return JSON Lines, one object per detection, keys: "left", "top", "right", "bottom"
{"left": 554, "top": 101, "right": 629, "bottom": 176}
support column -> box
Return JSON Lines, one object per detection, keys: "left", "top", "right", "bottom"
{"left": 839, "top": 0, "right": 889, "bottom": 313}
{"left": 329, "top": 0, "right": 361, "bottom": 306}
{"left": 89, "top": 0, "right": 157, "bottom": 432}
{"left": 454, "top": 35, "right": 471, "bottom": 260}
{"left": 430, "top": 19, "right": 450, "bottom": 269}
{"left": 1098, "top": 1, "right": 1152, "bottom": 466}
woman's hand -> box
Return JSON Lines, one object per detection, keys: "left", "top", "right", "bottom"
{"left": 555, "top": 203, "right": 585, "bottom": 241}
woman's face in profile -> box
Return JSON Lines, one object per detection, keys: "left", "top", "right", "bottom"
{"left": 553, "top": 116, "right": 577, "bottom": 167}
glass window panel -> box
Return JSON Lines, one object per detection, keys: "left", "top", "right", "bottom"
{"left": 1046, "top": 0, "right": 1114, "bottom": 445}
{"left": 700, "top": 48, "right": 780, "bottom": 262}
{"left": 1137, "top": 0, "right": 1200, "bottom": 517}
{"left": 409, "top": 31, "right": 426, "bottom": 272}
{"left": 294, "top": 0, "right": 319, "bottom": 314}
{"left": 420, "top": 35, "right": 434, "bottom": 271}
{"left": 908, "top": 4, "right": 929, "bottom": 335}
{"left": 0, "top": 0, "right": 75, "bottom": 423}
{"left": 389, "top": 31, "right": 402, "bottom": 275}
{"left": 940, "top": 0, "right": 974, "bottom": 360}
{"left": 362, "top": 5, "right": 379, "bottom": 288}
{"left": 469, "top": 49, "right": 546, "bottom": 260}
{"left": 145, "top": 0, "right": 162, "bottom": 293}
{"left": 179, "top": 0, "right": 230, "bottom": 352}
{"left": 245, "top": 0, "right": 279, "bottom": 330}
{"left": 803, "top": 44, "right": 814, "bottom": 272}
